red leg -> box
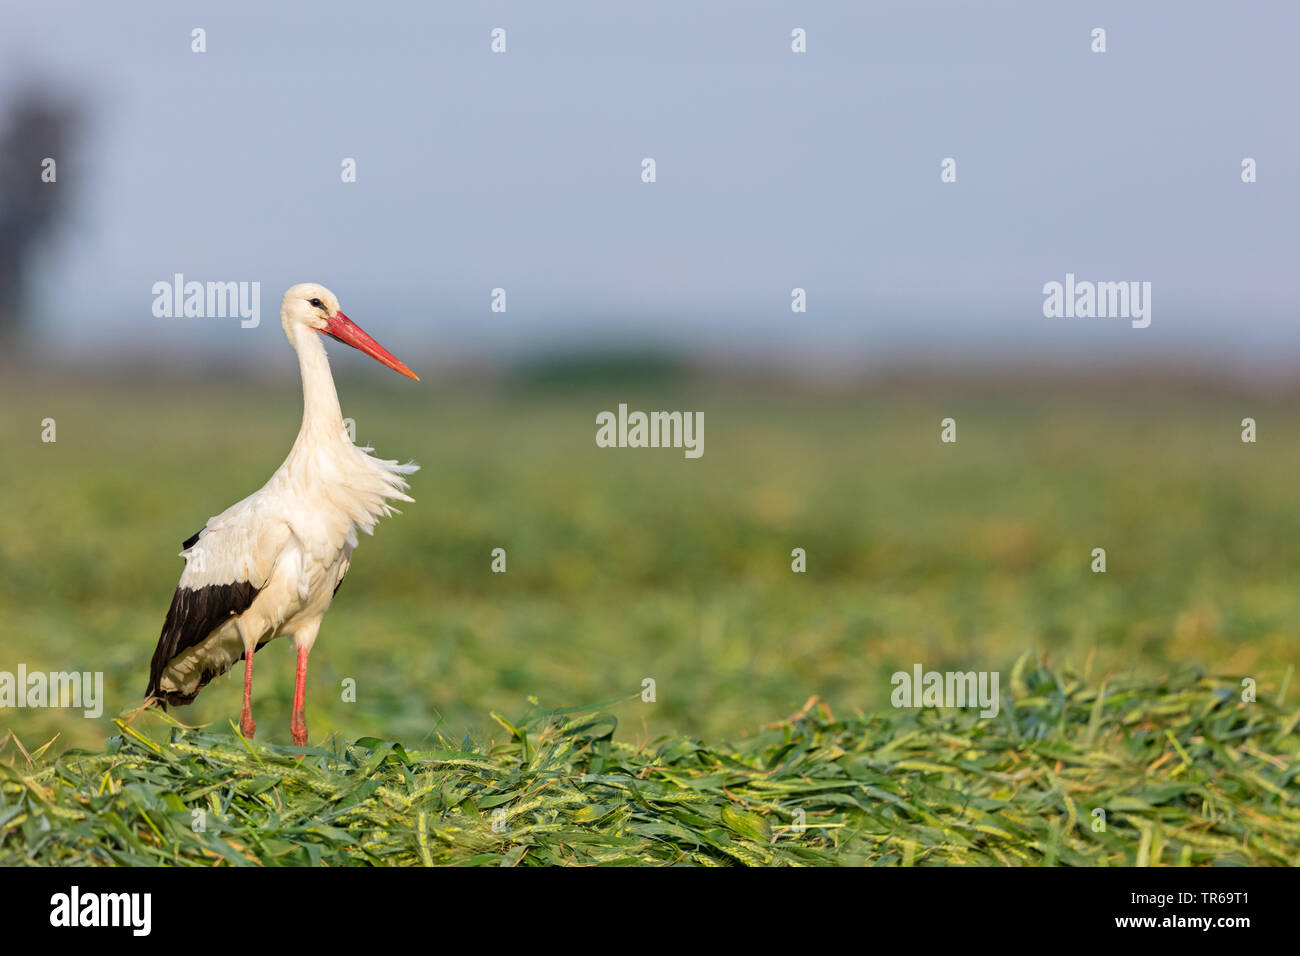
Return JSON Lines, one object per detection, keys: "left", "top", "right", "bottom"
{"left": 239, "top": 652, "right": 257, "bottom": 738}
{"left": 290, "top": 642, "right": 310, "bottom": 746}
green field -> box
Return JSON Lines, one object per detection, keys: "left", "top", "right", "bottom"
{"left": 1, "top": 368, "right": 1298, "bottom": 864}
{"left": 2, "top": 369, "right": 1299, "bottom": 750}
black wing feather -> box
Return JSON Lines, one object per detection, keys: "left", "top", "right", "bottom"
{"left": 145, "top": 582, "right": 260, "bottom": 707}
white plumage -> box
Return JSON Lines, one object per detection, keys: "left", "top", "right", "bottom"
{"left": 146, "top": 283, "right": 419, "bottom": 745}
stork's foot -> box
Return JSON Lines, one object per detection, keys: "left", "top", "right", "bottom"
{"left": 239, "top": 712, "right": 256, "bottom": 738}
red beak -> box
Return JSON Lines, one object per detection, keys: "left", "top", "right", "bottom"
{"left": 321, "top": 311, "right": 419, "bottom": 381}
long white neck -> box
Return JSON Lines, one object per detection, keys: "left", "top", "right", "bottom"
{"left": 279, "top": 320, "right": 418, "bottom": 535}
{"left": 290, "top": 324, "right": 345, "bottom": 444}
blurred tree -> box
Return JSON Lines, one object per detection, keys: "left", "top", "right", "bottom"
{"left": 0, "top": 87, "right": 83, "bottom": 337}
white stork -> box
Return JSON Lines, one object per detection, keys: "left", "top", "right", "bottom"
{"left": 145, "top": 283, "right": 419, "bottom": 745}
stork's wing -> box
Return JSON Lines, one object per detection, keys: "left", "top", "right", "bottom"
{"left": 145, "top": 496, "right": 293, "bottom": 706}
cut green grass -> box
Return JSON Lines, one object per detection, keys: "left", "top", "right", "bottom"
{"left": 3, "top": 660, "right": 1297, "bottom": 866}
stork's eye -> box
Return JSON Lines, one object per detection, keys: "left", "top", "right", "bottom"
{"left": 309, "top": 297, "right": 324, "bottom": 309}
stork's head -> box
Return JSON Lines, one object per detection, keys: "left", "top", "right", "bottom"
{"left": 281, "top": 282, "right": 419, "bottom": 381}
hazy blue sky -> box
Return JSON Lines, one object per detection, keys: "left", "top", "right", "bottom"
{"left": 5, "top": 1, "right": 1298, "bottom": 372}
